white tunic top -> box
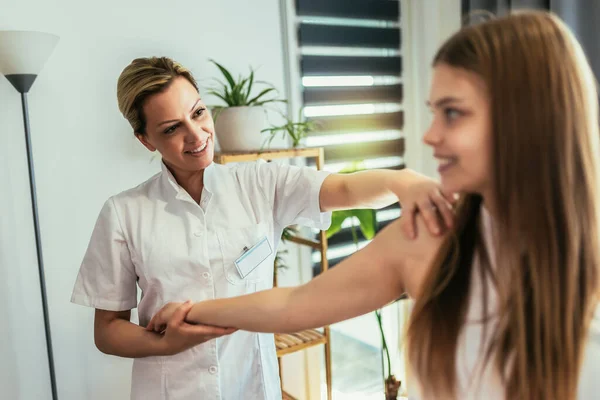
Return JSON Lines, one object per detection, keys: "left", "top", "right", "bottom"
{"left": 71, "top": 160, "right": 331, "bottom": 400}
{"left": 410, "top": 208, "right": 600, "bottom": 399}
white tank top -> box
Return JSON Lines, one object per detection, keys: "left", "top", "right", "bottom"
{"left": 410, "top": 208, "right": 600, "bottom": 399}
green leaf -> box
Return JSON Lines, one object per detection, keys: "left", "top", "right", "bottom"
{"left": 253, "top": 99, "right": 287, "bottom": 106}
{"left": 226, "top": 85, "right": 238, "bottom": 106}
{"left": 338, "top": 161, "right": 367, "bottom": 174}
{"left": 281, "top": 226, "right": 298, "bottom": 242}
{"left": 326, "top": 210, "right": 352, "bottom": 238}
{"left": 206, "top": 90, "right": 230, "bottom": 106}
{"left": 326, "top": 208, "right": 377, "bottom": 241}
{"left": 209, "top": 59, "right": 236, "bottom": 90}
{"left": 245, "top": 68, "right": 255, "bottom": 103}
{"left": 235, "top": 77, "right": 249, "bottom": 105}
{"left": 353, "top": 209, "right": 377, "bottom": 240}
{"left": 211, "top": 106, "right": 224, "bottom": 122}
{"left": 247, "top": 87, "right": 276, "bottom": 105}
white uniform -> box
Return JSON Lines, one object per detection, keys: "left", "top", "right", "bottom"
{"left": 71, "top": 160, "right": 331, "bottom": 400}
{"left": 409, "top": 208, "right": 600, "bottom": 399}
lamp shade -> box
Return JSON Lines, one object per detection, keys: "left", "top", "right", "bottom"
{"left": 0, "top": 30, "right": 59, "bottom": 93}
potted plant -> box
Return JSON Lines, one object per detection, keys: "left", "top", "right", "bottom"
{"left": 326, "top": 163, "right": 402, "bottom": 399}
{"left": 207, "top": 60, "right": 284, "bottom": 152}
{"left": 328, "top": 210, "right": 402, "bottom": 399}
{"left": 376, "top": 309, "right": 402, "bottom": 400}
{"left": 260, "top": 111, "right": 316, "bottom": 149}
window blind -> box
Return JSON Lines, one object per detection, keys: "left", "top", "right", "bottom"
{"left": 294, "top": 0, "right": 404, "bottom": 269}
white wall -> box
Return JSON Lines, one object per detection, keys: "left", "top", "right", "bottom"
{"left": 0, "top": 1, "right": 289, "bottom": 399}
{"left": 402, "top": 0, "right": 462, "bottom": 179}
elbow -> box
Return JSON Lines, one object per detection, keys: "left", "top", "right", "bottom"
{"left": 94, "top": 336, "right": 108, "bottom": 354}
{"left": 94, "top": 331, "right": 111, "bottom": 355}
{"left": 94, "top": 326, "right": 117, "bottom": 355}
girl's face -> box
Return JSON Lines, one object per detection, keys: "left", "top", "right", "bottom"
{"left": 423, "top": 64, "right": 492, "bottom": 199}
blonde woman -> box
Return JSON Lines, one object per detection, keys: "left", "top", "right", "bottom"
{"left": 71, "top": 56, "right": 454, "bottom": 399}
{"left": 149, "top": 12, "right": 600, "bottom": 399}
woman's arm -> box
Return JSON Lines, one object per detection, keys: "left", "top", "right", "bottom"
{"left": 95, "top": 302, "right": 236, "bottom": 357}
{"left": 320, "top": 168, "right": 457, "bottom": 237}
{"left": 147, "top": 217, "right": 445, "bottom": 334}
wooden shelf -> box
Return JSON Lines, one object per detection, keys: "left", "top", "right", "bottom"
{"left": 286, "top": 235, "right": 321, "bottom": 250}
{"left": 282, "top": 390, "right": 298, "bottom": 400}
{"left": 214, "top": 147, "right": 323, "bottom": 164}
{"left": 275, "top": 329, "right": 327, "bottom": 357}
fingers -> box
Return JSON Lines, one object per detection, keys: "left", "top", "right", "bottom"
{"left": 146, "top": 317, "right": 155, "bottom": 331}
{"left": 146, "top": 313, "right": 163, "bottom": 332}
{"left": 182, "top": 324, "right": 237, "bottom": 337}
{"left": 417, "top": 198, "right": 443, "bottom": 236}
{"left": 168, "top": 301, "right": 194, "bottom": 328}
{"left": 146, "top": 315, "right": 166, "bottom": 333}
{"left": 442, "top": 190, "right": 460, "bottom": 204}
{"left": 430, "top": 189, "right": 454, "bottom": 229}
{"left": 400, "top": 205, "right": 417, "bottom": 239}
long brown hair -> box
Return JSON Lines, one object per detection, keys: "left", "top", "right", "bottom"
{"left": 407, "top": 11, "right": 600, "bottom": 400}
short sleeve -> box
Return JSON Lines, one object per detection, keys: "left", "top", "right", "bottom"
{"left": 254, "top": 160, "right": 332, "bottom": 230}
{"left": 71, "top": 197, "right": 137, "bottom": 311}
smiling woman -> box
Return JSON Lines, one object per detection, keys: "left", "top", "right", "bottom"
{"left": 69, "top": 56, "right": 455, "bottom": 400}
{"left": 117, "top": 59, "right": 215, "bottom": 203}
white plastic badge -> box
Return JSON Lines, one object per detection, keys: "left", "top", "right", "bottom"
{"left": 234, "top": 236, "right": 273, "bottom": 278}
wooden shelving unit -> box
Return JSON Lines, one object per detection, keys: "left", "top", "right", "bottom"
{"left": 214, "top": 147, "right": 332, "bottom": 400}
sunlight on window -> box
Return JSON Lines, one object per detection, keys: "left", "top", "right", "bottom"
{"left": 305, "top": 130, "right": 403, "bottom": 147}
{"left": 302, "top": 75, "right": 375, "bottom": 87}
{"left": 304, "top": 103, "right": 376, "bottom": 117}
{"left": 304, "top": 103, "right": 402, "bottom": 118}
{"left": 324, "top": 156, "right": 405, "bottom": 173}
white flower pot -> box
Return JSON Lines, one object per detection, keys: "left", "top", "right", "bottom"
{"left": 214, "top": 106, "right": 267, "bottom": 152}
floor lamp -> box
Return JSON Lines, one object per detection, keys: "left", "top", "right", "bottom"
{"left": 0, "top": 30, "right": 59, "bottom": 400}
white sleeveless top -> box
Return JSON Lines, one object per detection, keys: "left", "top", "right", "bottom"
{"left": 410, "top": 208, "right": 600, "bottom": 399}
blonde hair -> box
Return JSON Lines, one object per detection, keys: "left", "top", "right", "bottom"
{"left": 116, "top": 56, "right": 198, "bottom": 134}
{"left": 407, "top": 11, "right": 600, "bottom": 400}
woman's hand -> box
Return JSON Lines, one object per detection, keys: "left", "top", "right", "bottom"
{"left": 147, "top": 302, "right": 183, "bottom": 332}
{"left": 393, "top": 170, "right": 458, "bottom": 239}
{"left": 147, "top": 301, "right": 237, "bottom": 356}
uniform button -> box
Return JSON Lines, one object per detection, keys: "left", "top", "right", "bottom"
{"left": 202, "top": 272, "right": 211, "bottom": 279}
{"left": 194, "top": 231, "right": 202, "bottom": 237}
{"left": 209, "top": 366, "right": 218, "bottom": 374}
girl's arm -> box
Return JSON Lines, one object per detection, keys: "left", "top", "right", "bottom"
{"left": 147, "top": 216, "right": 444, "bottom": 333}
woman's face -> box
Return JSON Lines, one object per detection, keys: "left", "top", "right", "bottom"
{"left": 423, "top": 64, "right": 492, "bottom": 197}
{"left": 136, "top": 76, "right": 215, "bottom": 173}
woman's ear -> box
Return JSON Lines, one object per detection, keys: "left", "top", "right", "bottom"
{"left": 135, "top": 133, "right": 156, "bottom": 152}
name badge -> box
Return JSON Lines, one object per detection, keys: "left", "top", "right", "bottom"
{"left": 234, "top": 236, "right": 273, "bottom": 278}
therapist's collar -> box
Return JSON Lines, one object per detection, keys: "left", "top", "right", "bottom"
{"left": 160, "top": 160, "right": 215, "bottom": 197}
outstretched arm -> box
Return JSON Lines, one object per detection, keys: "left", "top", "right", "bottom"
{"left": 147, "top": 216, "right": 444, "bottom": 334}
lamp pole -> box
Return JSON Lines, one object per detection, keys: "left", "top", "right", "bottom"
{"left": 0, "top": 31, "right": 60, "bottom": 400}
{"left": 21, "top": 88, "right": 59, "bottom": 400}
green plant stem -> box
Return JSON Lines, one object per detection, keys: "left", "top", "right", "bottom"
{"left": 350, "top": 223, "right": 359, "bottom": 248}
{"left": 375, "top": 309, "right": 392, "bottom": 379}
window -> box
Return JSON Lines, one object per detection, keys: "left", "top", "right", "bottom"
{"left": 287, "top": 1, "right": 406, "bottom": 398}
